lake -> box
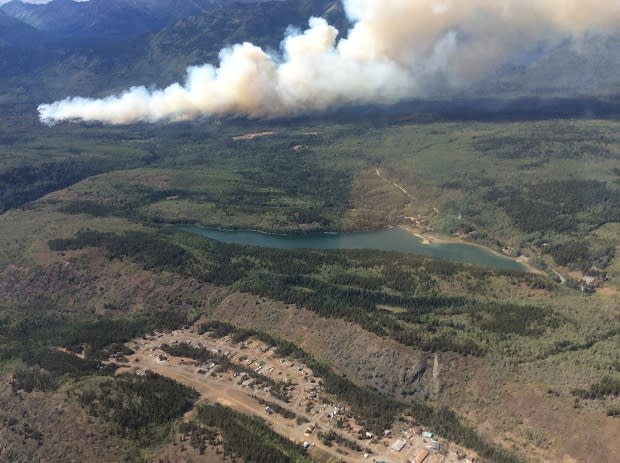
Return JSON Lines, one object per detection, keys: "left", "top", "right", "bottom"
{"left": 178, "top": 225, "right": 526, "bottom": 272}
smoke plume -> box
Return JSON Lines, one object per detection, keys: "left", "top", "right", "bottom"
{"left": 38, "top": 0, "right": 620, "bottom": 125}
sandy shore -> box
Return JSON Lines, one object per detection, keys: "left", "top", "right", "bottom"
{"left": 400, "top": 225, "right": 472, "bottom": 245}
{"left": 399, "top": 225, "right": 545, "bottom": 274}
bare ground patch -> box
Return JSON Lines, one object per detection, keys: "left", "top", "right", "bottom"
{"left": 0, "top": 377, "right": 125, "bottom": 463}
{"left": 211, "top": 292, "right": 429, "bottom": 397}
{"left": 232, "top": 131, "right": 277, "bottom": 141}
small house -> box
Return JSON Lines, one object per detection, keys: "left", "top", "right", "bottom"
{"left": 391, "top": 439, "right": 407, "bottom": 452}
{"left": 411, "top": 449, "right": 430, "bottom": 463}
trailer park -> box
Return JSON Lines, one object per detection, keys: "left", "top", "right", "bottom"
{"left": 111, "top": 326, "right": 477, "bottom": 463}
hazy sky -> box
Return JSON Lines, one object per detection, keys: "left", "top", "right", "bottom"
{"left": 0, "top": 0, "right": 88, "bottom": 5}
{"left": 1, "top": 0, "right": 50, "bottom": 4}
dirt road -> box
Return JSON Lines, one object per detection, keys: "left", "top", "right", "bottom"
{"left": 121, "top": 338, "right": 370, "bottom": 462}
{"left": 118, "top": 331, "right": 464, "bottom": 463}
{"left": 375, "top": 168, "right": 415, "bottom": 201}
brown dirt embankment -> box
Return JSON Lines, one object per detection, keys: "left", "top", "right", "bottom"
{"left": 211, "top": 292, "right": 429, "bottom": 396}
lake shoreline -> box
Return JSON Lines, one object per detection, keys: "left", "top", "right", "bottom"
{"left": 398, "top": 225, "right": 544, "bottom": 275}
{"left": 178, "top": 223, "right": 528, "bottom": 272}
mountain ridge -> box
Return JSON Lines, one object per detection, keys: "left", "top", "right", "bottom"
{"left": 0, "top": 8, "right": 48, "bottom": 47}
{"left": 1, "top": 0, "right": 346, "bottom": 104}
{"left": 1, "top": 0, "right": 619, "bottom": 111}
{"left": 1, "top": 0, "right": 284, "bottom": 41}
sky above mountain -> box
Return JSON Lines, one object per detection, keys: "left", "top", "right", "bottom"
{"left": 0, "top": 0, "right": 87, "bottom": 5}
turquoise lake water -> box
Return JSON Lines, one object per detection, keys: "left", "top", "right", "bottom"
{"left": 178, "top": 225, "right": 526, "bottom": 272}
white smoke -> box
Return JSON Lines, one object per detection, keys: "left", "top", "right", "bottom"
{"left": 38, "top": 0, "right": 620, "bottom": 125}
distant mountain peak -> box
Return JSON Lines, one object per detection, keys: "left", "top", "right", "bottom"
{"left": 0, "top": 0, "right": 275, "bottom": 40}
{"left": 0, "top": 4, "right": 48, "bottom": 47}
{"left": 2, "top": 0, "right": 39, "bottom": 8}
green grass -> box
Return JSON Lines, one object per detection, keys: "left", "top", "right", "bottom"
{"left": 594, "top": 223, "right": 620, "bottom": 290}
